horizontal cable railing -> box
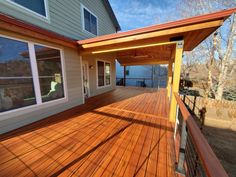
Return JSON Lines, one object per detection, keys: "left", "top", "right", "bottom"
{"left": 174, "top": 93, "right": 228, "bottom": 177}
{"left": 182, "top": 94, "right": 206, "bottom": 129}
{"left": 116, "top": 77, "right": 167, "bottom": 88}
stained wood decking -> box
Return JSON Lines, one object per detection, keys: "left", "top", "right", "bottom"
{"left": 0, "top": 87, "right": 176, "bottom": 177}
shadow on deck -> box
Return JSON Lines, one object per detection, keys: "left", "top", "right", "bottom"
{"left": 0, "top": 87, "right": 176, "bottom": 177}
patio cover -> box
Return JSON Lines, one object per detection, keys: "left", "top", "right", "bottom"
{"left": 78, "top": 8, "right": 236, "bottom": 66}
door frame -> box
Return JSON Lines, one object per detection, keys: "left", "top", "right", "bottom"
{"left": 82, "top": 60, "right": 90, "bottom": 99}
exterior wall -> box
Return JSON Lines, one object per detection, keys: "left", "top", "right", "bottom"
{"left": 116, "top": 61, "right": 168, "bottom": 88}
{"left": 0, "top": 29, "right": 84, "bottom": 134}
{"left": 0, "top": 0, "right": 116, "bottom": 40}
{"left": 82, "top": 54, "right": 116, "bottom": 97}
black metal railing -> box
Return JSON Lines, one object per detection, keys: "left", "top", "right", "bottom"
{"left": 116, "top": 77, "right": 167, "bottom": 88}
{"left": 182, "top": 94, "right": 206, "bottom": 130}
{"left": 174, "top": 93, "right": 228, "bottom": 177}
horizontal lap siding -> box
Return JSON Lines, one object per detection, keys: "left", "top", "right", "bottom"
{"left": 82, "top": 53, "right": 116, "bottom": 97}
{"left": 0, "top": 0, "right": 116, "bottom": 40}
{"left": 0, "top": 31, "right": 83, "bottom": 134}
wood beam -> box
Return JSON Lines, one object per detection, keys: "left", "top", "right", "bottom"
{"left": 80, "top": 37, "right": 176, "bottom": 55}
{"left": 81, "top": 20, "right": 223, "bottom": 49}
{"left": 169, "top": 41, "right": 184, "bottom": 122}
{"left": 90, "top": 41, "right": 176, "bottom": 54}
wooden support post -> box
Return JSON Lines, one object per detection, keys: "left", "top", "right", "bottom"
{"left": 167, "top": 60, "right": 173, "bottom": 99}
{"left": 169, "top": 41, "right": 184, "bottom": 122}
{"left": 123, "top": 66, "right": 126, "bottom": 86}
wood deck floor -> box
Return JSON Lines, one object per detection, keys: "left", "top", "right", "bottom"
{"left": 0, "top": 87, "right": 176, "bottom": 177}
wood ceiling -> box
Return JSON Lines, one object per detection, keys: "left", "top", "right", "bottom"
{"left": 116, "top": 44, "right": 175, "bottom": 66}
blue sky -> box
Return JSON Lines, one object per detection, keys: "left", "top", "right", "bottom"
{"left": 109, "top": 0, "right": 178, "bottom": 31}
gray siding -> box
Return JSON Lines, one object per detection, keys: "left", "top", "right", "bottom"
{"left": 0, "top": 29, "right": 84, "bottom": 134}
{"left": 0, "top": 0, "right": 116, "bottom": 40}
{"left": 82, "top": 54, "right": 116, "bottom": 97}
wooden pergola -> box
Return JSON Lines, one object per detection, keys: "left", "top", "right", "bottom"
{"left": 78, "top": 8, "right": 235, "bottom": 122}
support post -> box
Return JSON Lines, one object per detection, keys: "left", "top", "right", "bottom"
{"left": 169, "top": 41, "right": 184, "bottom": 122}
{"left": 123, "top": 66, "right": 126, "bottom": 86}
{"left": 167, "top": 60, "right": 173, "bottom": 99}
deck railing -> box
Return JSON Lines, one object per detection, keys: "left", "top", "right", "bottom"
{"left": 182, "top": 94, "right": 206, "bottom": 129}
{"left": 174, "top": 93, "right": 228, "bottom": 177}
{"left": 116, "top": 77, "right": 167, "bottom": 88}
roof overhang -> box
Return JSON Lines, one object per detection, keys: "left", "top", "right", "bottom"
{"left": 102, "top": 0, "right": 121, "bottom": 31}
{"left": 0, "top": 13, "right": 78, "bottom": 48}
{"left": 78, "top": 8, "right": 236, "bottom": 66}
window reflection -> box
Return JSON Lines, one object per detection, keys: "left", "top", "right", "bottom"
{"left": 97, "top": 61, "right": 104, "bottom": 87}
{"left": 10, "top": 0, "right": 46, "bottom": 17}
{"left": 34, "top": 45, "right": 64, "bottom": 102}
{"left": 97, "top": 61, "right": 111, "bottom": 87}
{"left": 83, "top": 8, "right": 97, "bottom": 35}
{"left": 0, "top": 37, "right": 36, "bottom": 112}
{"left": 105, "top": 63, "right": 111, "bottom": 85}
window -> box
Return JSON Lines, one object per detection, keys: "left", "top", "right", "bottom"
{"left": 0, "top": 37, "right": 36, "bottom": 112}
{"left": 35, "top": 45, "right": 64, "bottom": 102}
{"left": 0, "top": 36, "right": 66, "bottom": 113}
{"left": 97, "top": 61, "right": 104, "bottom": 87}
{"left": 83, "top": 7, "right": 97, "bottom": 35}
{"left": 8, "top": 0, "right": 47, "bottom": 17}
{"left": 97, "top": 61, "right": 111, "bottom": 87}
{"left": 105, "top": 63, "right": 111, "bottom": 85}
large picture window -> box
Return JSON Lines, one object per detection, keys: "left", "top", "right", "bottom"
{"left": 83, "top": 7, "right": 97, "bottom": 35}
{"left": 8, "top": 0, "right": 47, "bottom": 18}
{"left": 97, "top": 61, "right": 111, "bottom": 87}
{"left": 0, "top": 36, "right": 65, "bottom": 113}
{"left": 0, "top": 37, "right": 36, "bottom": 112}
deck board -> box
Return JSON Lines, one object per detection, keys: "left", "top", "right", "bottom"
{"left": 0, "top": 87, "right": 176, "bottom": 177}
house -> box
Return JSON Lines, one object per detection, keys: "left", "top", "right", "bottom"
{"left": 0, "top": 1, "right": 235, "bottom": 176}
{"left": 0, "top": 0, "right": 120, "bottom": 133}
{"left": 116, "top": 62, "right": 168, "bottom": 88}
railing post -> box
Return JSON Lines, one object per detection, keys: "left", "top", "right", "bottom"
{"left": 183, "top": 94, "right": 186, "bottom": 104}
{"left": 174, "top": 105, "right": 179, "bottom": 140}
{"left": 123, "top": 66, "right": 126, "bottom": 86}
{"left": 176, "top": 118, "right": 188, "bottom": 175}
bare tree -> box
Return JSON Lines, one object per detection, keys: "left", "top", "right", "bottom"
{"left": 178, "top": 0, "right": 236, "bottom": 100}
{"left": 215, "top": 13, "right": 236, "bottom": 99}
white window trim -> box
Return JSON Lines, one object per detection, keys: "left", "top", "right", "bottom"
{"left": 4, "top": 0, "right": 50, "bottom": 22}
{"left": 0, "top": 34, "right": 68, "bottom": 116}
{"left": 96, "top": 59, "right": 111, "bottom": 89}
{"left": 28, "top": 42, "right": 42, "bottom": 104}
{"left": 81, "top": 3, "right": 98, "bottom": 36}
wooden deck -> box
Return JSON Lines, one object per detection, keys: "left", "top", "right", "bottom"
{"left": 0, "top": 87, "right": 176, "bottom": 177}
